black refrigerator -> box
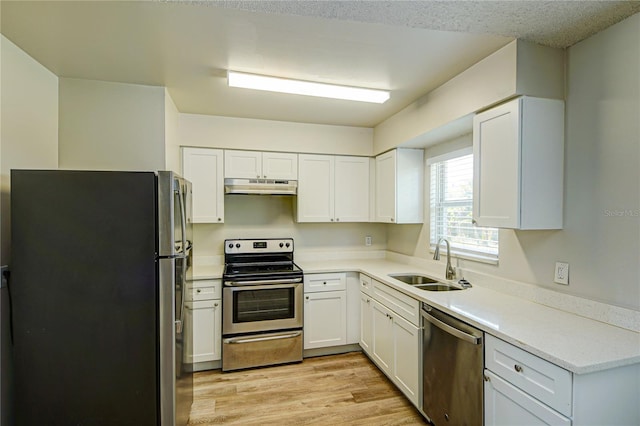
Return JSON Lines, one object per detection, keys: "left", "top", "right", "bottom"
{"left": 10, "top": 170, "right": 193, "bottom": 425}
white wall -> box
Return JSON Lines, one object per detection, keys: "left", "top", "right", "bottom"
{"left": 58, "top": 78, "right": 166, "bottom": 171}
{"left": 0, "top": 34, "right": 59, "bottom": 426}
{"left": 1, "top": 35, "right": 58, "bottom": 264}
{"left": 164, "top": 89, "right": 180, "bottom": 174}
{"left": 179, "top": 113, "right": 373, "bottom": 156}
{"left": 194, "top": 196, "right": 387, "bottom": 258}
{"left": 177, "top": 113, "right": 384, "bottom": 258}
{"left": 387, "top": 13, "right": 640, "bottom": 311}
{"left": 374, "top": 40, "right": 564, "bottom": 155}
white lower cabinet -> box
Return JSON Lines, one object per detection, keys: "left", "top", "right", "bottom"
{"left": 391, "top": 312, "right": 420, "bottom": 404}
{"left": 359, "top": 292, "right": 373, "bottom": 353}
{"left": 184, "top": 279, "right": 222, "bottom": 369}
{"left": 360, "top": 274, "right": 420, "bottom": 408}
{"left": 485, "top": 370, "right": 571, "bottom": 426}
{"left": 371, "top": 299, "right": 394, "bottom": 372}
{"left": 303, "top": 273, "right": 347, "bottom": 350}
{"left": 304, "top": 290, "right": 347, "bottom": 349}
{"left": 485, "top": 334, "right": 640, "bottom": 425}
{"left": 184, "top": 300, "right": 221, "bottom": 363}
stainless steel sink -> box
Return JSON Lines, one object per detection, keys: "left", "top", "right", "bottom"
{"left": 389, "top": 273, "right": 439, "bottom": 285}
{"left": 388, "top": 274, "right": 462, "bottom": 291}
{"left": 413, "top": 283, "right": 462, "bottom": 292}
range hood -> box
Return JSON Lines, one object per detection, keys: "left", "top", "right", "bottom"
{"left": 224, "top": 178, "right": 297, "bottom": 195}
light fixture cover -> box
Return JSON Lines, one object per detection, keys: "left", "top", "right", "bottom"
{"left": 227, "top": 71, "right": 390, "bottom": 104}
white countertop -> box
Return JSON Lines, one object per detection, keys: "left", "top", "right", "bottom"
{"left": 192, "top": 258, "right": 640, "bottom": 375}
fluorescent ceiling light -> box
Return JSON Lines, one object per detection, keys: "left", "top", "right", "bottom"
{"left": 227, "top": 71, "right": 390, "bottom": 104}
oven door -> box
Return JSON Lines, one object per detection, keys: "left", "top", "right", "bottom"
{"left": 222, "top": 280, "right": 303, "bottom": 335}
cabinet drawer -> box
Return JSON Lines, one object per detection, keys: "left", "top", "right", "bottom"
{"left": 371, "top": 279, "right": 420, "bottom": 326}
{"left": 187, "top": 279, "right": 222, "bottom": 301}
{"left": 359, "top": 273, "right": 372, "bottom": 296}
{"left": 304, "top": 273, "right": 346, "bottom": 293}
{"left": 485, "top": 335, "right": 572, "bottom": 417}
{"left": 485, "top": 369, "right": 571, "bottom": 426}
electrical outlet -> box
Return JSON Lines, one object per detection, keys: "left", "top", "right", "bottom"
{"left": 554, "top": 262, "right": 569, "bottom": 285}
{"left": 365, "top": 236, "right": 372, "bottom": 246}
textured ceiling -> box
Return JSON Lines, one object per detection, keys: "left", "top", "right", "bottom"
{"left": 2, "top": 1, "right": 639, "bottom": 127}
{"left": 203, "top": 0, "right": 640, "bottom": 48}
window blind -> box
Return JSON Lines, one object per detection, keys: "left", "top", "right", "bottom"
{"left": 430, "top": 153, "right": 499, "bottom": 260}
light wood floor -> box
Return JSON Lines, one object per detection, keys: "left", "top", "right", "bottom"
{"left": 188, "top": 351, "right": 429, "bottom": 425}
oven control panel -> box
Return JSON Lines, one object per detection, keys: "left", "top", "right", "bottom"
{"left": 224, "top": 238, "right": 294, "bottom": 254}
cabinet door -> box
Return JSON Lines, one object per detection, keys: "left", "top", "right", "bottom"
{"left": 297, "top": 154, "right": 335, "bottom": 222}
{"left": 359, "top": 292, "right": 373, "bottom": 354}
{"left": 303, "top": 290, "right": 347, "bottom": 349}
{"left": 182, "top": 147, "right": 224, "bottom": 223}
{"left": 335, "top": 156, "right": 370, "bottom": 222}
{"left": 375, "top": 150, "right": 397, "bottom": 223}
{"left": 262, "top": 152, "right": 298, "bottom": 180}
{"left": 185, "top": 300, "right": 222, "bottom": 363}
{"left": 345, "top": 273, "right": 361, "bottom": 345}
{"left": 224, "top": 150, "right": 262, "bottom": 179}
{"left": 473, "top": 99, "right": 521, "bottom": 228}
{"left": 392, "top": 313, "right": 420, "bottom": 406}
{"left": 371, "top": 300, "right": 394, "bottom": 374}
{"left": 484, "top": 370, "right": 571, "bottom": 426}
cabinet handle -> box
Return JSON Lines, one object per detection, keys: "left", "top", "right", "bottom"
{"left": 514, "top": 364, "right": 523, "bottom": 373}
{"left": 484, "top": 373, "right": 490, "bottom": 382}
{"left": 366, "top": 298, "right": 370, "bottom": 303}
{"left": 305, "top": 296, "right": 309, "bottom": 300}
{"left": 330, "top": 218, "right": 334, "bottom": 222}
{"left": 217, "top": 218, "right": 222, "bottom": 222}
{"left": 214, "top": 302, "right": 219, "bottom": 307}
{"left": 390, "top": 218, "right": 394, "bottom": 222}
{"left": 336, "top": 218, "right": 340, "bottom": 222}
{"left": 323, "top": 282, "right": 327, "bottom": 285}
{"left": 196, "top": 289, "right": 201, "bottom": 293}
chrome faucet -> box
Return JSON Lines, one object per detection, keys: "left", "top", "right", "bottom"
{"left": 433, "top": 238, "right": 456, "bottom": 280}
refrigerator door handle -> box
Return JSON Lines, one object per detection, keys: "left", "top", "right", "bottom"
{"left": 176, "top": 181, "right": 187, "bottom": 256}
{"left": 175, "top": 180, "right": 188, "bottom": 334}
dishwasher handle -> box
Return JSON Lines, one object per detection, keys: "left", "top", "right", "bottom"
{"left": 422, "top": 309, "right": 482, "bottom": 345}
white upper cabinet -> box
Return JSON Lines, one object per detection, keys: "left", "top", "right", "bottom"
{"left": 473, "top": 96, "right": 564, "bottom": 229}
{"left": 262, "top": 152, "right": 298, "bottom": 180}
{"left": 225, "top": 150, "right": 298, "bottom": 180}
{"left": 297, "top": 154, "right": 335, "bottom": 222}
{"left": 297, "top": 154, "right": 370, "bottom": 223}
{"left": 181, "top": 147, "right": 224, "bottom": 223}
{"left": 334, "top": 156, "right": 370, "bottom": 222}
{"left": 374, "top": 148, "right": 424, "bottom": 224}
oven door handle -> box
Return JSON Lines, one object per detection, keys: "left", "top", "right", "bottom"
{"left": 224, "top": 277, "right": 303, "bottom": 286}
{"left": 224, "top": 331, "right": 302, "bottom": 344}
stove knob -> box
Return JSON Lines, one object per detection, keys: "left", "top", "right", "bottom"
{"left": 279, "top": 242, "right": 284, "bottom": 248}
{"left": 285, "top": 242, "right": 290, "bottom": 248}
{"left": 228, "top": 243, "right": 234, "bottom": 249}
{"left": 235, "top": 243, "right": 241, "bottom": 249}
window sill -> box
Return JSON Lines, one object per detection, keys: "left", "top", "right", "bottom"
{"left": 429, "top": 247, "right": 499, "bottom": 266}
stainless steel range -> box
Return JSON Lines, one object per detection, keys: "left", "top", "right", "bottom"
{"left": 222, "top": 238, "right": 304, "bottom": 371}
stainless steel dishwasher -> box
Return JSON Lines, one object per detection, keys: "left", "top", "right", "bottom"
{"left": 422, "top": 303, "right": 484, "bottom": 425}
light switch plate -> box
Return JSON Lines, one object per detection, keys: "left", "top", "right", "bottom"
{"left": 365, "top": 236, "right": 372, "bottom": 246}
{"left": 554, "top": 262, "right": 569, "bottom": 285}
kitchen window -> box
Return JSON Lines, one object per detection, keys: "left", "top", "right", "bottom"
{"left": 429, "top": 148, "right": 499, "bottom": 263}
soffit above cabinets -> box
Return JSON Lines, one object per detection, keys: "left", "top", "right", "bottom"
{"left": 2, "top": 1, "right": 638, "bottom": 128}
